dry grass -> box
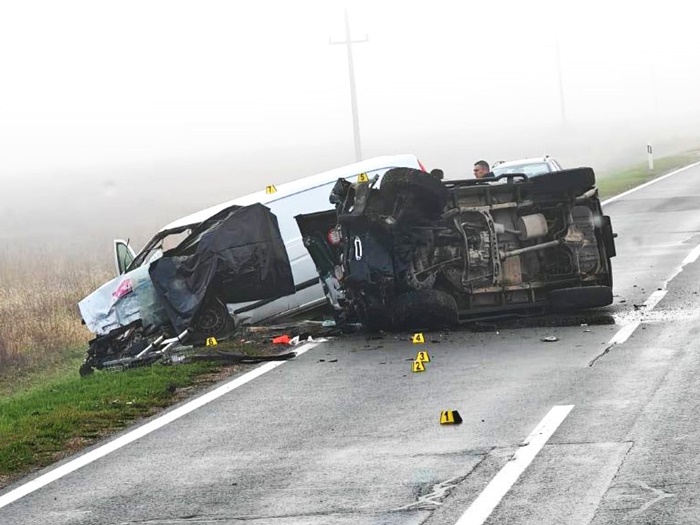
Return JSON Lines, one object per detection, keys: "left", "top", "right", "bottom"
{"left": 0, "top": 246, "right": 112, "bottom": 386}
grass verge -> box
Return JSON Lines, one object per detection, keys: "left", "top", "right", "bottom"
{"left": 596, "top": 149, "right": 700, "bottom": 199}
{"left": 0, "top": 360, "right": 234, "bottom": 489}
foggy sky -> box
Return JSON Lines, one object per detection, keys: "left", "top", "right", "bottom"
{"left": 2, "top": 0, "right": 700, "bottom": 255}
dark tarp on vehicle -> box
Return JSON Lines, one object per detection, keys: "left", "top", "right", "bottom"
{"left": 149, "top": 203, "right": 295, "bottom": 332}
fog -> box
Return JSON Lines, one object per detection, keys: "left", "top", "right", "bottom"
{"left": 2, "top": 0, "right": 700, "bottom": 260}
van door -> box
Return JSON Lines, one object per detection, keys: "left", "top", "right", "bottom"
{"left": 114, "top": 239, "right": 136, "bottom": 275}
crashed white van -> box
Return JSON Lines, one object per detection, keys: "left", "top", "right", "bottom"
{"left": 78, "top": 154, "right": 424, "bottom": 373}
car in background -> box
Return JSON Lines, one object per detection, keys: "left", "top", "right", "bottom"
{"left": 491, "top": 156, "right": 563, "bottom": 178}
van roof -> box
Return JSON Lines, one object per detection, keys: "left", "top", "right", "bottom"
{"left": 159, "top": 154, "right": 421, "bottom": 232}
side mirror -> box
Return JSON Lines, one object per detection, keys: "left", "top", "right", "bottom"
{"left": 114, "top": 239, "right": 136, "bottom": 275}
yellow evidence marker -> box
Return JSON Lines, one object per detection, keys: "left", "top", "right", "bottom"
{"left": 206, "top": 337, "right": 218, "bottom": 347}
{"left": 440, "top": 410, "right": 463, "bottom": 425}
{"left": 412, "top": 360, "right": 426, "bottom": 373}
{"left": 416, "top": 350, "right": 430, "bottom": 363}
{"left": 412, "top": 333, "right": 425, "bottom": 344}
{"left": 265, "top": 185, "right": 277, "bottom": 194}
{"left": 357, "top": 172, "right": 369, "bottom": 183}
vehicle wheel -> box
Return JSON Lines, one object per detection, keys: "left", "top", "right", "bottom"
{"left": 380, "top": 167, "right": 448, "bottom": 219}
{"left": 79, "top": 362, "right": 94, "bottom": 377}
{"left": 191, "top": 298, "right": 235, "bottom": 340}
{"left": 393, "top": 289, "right": 459, "bottom": 330}
{"left": 548, "top": 286, "right": 613, "bottom": 311}
{"left": 529, "top": 167, "right": 596, "bottom": 196}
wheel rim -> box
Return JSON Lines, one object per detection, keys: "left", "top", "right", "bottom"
{"left": 193, "top": 304, "right": 229, "bottom": 335}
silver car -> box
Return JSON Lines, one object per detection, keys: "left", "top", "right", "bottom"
{"left": 491, "top": 156, "right": 563, "bottom": 178}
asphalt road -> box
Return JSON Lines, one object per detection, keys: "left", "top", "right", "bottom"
{"left": 3, "top": 164, "right": 700, "bottom": 524}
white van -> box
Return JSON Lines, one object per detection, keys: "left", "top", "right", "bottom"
{"left": 79, "top": 154, "right": 425, "bottom": 341}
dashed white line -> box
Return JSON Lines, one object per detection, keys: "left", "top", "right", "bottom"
{"left": 455, "top": 405, "right": 574, "bottom": 525}
{"left": 0, "top": 342, "right": 318, "bottom": 510}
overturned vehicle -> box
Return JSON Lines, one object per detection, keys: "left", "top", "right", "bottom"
{"left": 296, "top": 167, "right": 616, "bottom": 331}
{"left": 78, "top": 203, "right": 295, "bottom": 375}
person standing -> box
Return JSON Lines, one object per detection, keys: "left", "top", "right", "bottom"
{"left": 473, "top": 160, "right": 491, "bottom": 179}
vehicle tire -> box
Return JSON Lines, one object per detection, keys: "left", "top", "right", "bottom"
{"left": 393, "top": 289, "right": 459, "bottom": 330}
{"left": 79, "top": 362, "right": 94, "bottom": 377}
{"left": 548, "top": 286, "right": 613, "bottom": 311}
{"left": 529, "top": 167, "right": 596, "bottom": 196}
{"left": 380, "top": 167, "right": 448, "bottom": 219}
{"left": 191, "top": 298, "right": 235, "bottom": 340}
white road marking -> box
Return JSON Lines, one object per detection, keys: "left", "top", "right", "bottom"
{"left": 682, "top": 242, "right": 700, "bottom": 266}
{"left": 597, "top": 161, "right": 700, "bottom": 346}
{"left": 455, "top": 405, "right": 574, "bottom": 525}
{"left": 607, "top": 320, "right": 642, "bottom": 346}
{"left": 604, "top": 238, "right": 700, "bottom": 348}
{"left": 643, "top": 290, "right": 668, "bottom": 311}
{"left": 0, "top": 342, "right": 318, "bottom": 510}
{"left": 601, "top": 161, "right": 700, "bottom": 207}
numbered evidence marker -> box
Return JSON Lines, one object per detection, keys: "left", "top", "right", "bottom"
{"left": 440, "top": 410, "right": 463, "bottom": 425}
{"left": 412, "top": 360, "right": 426, "bottom": 373}
{"left": 265, "top": 185, "right": 277, "bottom": 194}
{"left": 206, "top": 337, "right": 218, "bottom": 347}
{"left": 416, "top": 350, "right": 430, "bottom": 363}
{"left": 357, "top": 172, "right": 369, "bottom": 183}
{"left": 412, "top": 333, "right": 425, "bottom": 344}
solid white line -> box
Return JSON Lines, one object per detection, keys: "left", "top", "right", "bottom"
{"left": 682, "top": 243, "right": 700, "bottom": 266}
{"left": 606, "top": 238, "right": 700, "bottom": 347}
{"left": 643, "top": 290, "right": 668, "bottom": 312}
{"left": 0, "top": 342, "right": 318, "bottom": 510}
{"left": 608, "top": 320, "right": 642, "bottom": 346}
{"left": 455, "top": 405, "right": 574, "bottom": 525}
{"left": 601, "top": 160, "right": 700, "bottom": 207}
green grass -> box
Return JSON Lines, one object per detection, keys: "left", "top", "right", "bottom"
{"left": 0, "top": 361, "right": 220, "bottom": 483}
{"left": 597, "top": 151, "right": 700, "bottom": 199}
{"left": 0, "top": 346, "right": 86, "bottom": 398}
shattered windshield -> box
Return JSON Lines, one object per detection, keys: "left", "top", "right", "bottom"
{"left": 127, "top": 228, "right": 192, "bottom": 271}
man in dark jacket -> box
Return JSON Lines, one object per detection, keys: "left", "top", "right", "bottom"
{"left": 473, "top": 160, "right": 492, "bottom": 179}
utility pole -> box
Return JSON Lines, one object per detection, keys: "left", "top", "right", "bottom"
{"left": 330, "top": 9, "right": 367, "bottom": 162}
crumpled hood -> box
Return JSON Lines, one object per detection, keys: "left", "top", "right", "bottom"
{"left": 78, "top": 265, "right": 149, "bottom": 336}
